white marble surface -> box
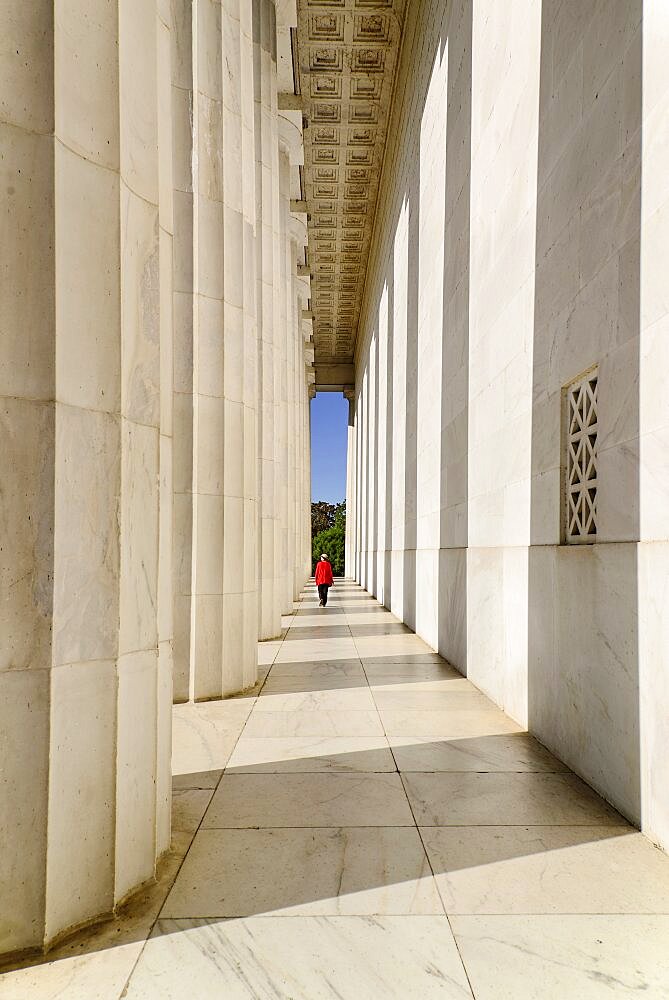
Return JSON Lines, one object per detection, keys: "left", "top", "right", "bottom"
{"left": 373, "top": 689, "right": 493, "bottom": 711}
{"left": 171, "top": 789, "right": 214, "bottom": 834}
{"left": 452, "top": 915, "right": 669, "bottom": 999}
{"left": 379, "top": 708, "right": 524, "bottom": 738}
{"left": 256, "top": 686, "right": 377, "bottom": 712}
{"left": 172, "top": 700, "right": 252, "bottom": 778}
{"left": 225, "top": 736, "right": 397, "bottom": 773}
{"left": 123, "top": 916, "right": 474, "bottom": 999}
{"left": 161, "top": 827, "right": 443, "bottom": 917}
{"left": 274, "top": 638, "right": 359, "bottom": 663}
{"left": 402, "top": 772, "right": 626, "bottom": 826}
{"left": 422, "top": 826, "right": 669, "bottom": 914}
{"left": 203, "top": 773, "right": 414, "bottom": 828}
{"left": 267, "top": 659, "right": 365, "bottom": 679}
{"left": 389, "top": 734, "right": 569, "bottom": 772}
{"left": 243, "top": 709, "right": 384, "bottom": 738}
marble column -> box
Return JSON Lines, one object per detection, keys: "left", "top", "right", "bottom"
{"left": 156, "top": 0, "right": 175, "bottom": 861}
{"left": 275, "top": 150, "right": 290, "bottom": 614}
{"left": 220, "top": 0, "right": 257, "bottom": 694}
{"left": 277, "top": 107, "right": 306, "bottom": 611}
{"left": 190, "top": 0, "right": 225, "bottom": 700}
{"left": 240, "top": 0, "right": 260, "bottom": 687}
{"left": 171, "top": 0, "right": 195, "bottom": 703}
{"left": 283, "top": 238, "right": 297, "bottom": 606}
{"left": 0, "top": 0, "right": 172, "bottom": 955}
{"left": 256, "top": 0, "right": 281, "bottom": 639}
{"left": 294, "top": 246, "right": 311, "bottom": 595}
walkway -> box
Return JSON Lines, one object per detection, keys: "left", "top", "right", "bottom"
{"left": 3, "top": 582, "right": 669, "bottom": 998}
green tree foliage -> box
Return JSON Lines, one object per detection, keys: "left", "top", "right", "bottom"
{"left": 311, "top": 499, "right": 345, "bottom": 538}
{"left": 312, "top": 500, "right": 346, "bottom": 576}
{"left": 312, "top": 521, "right": 345, "bottom": 577}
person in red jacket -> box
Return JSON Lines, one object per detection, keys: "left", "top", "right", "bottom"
{"left": 315, "top": 553, "right": 334, "bottom": 606}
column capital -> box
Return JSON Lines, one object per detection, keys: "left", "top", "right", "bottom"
{"left": 343, "top": 387, "right": 355, "bottom": 402}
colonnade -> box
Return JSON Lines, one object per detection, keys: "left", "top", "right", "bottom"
{"left": 1, "top": 0, "right": 312, "bottom": 958}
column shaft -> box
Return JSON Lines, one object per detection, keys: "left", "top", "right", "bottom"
{"left": 0, "top": 0, "right": 173, "bottom": 954}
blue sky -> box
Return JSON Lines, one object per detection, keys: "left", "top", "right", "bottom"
{"left": 310, "top": 392, "right": 348, "bottom": 503}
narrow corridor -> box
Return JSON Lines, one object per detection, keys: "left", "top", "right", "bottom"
{"left": 4, "top": 582, "right": 669, "bottom": 998}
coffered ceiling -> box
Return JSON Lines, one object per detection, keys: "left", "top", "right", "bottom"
{"left": 294, "top": 0, "right": 407, "bottom": 383}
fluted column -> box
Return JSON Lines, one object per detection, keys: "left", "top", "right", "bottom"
{"left": 240, "top": 0, "right": 260, "bottom": 686}
{"left": 293, "top": 259, "right": 309, "bottom": 597}
{"left": 156, "top": 0, "right": 175, "bottom": 858}
{"left": 171, "top": 0, "right": 195, "bottom": 703}
{"left": 190, "top": 0, "right": 225, "bottom": 699}
{"left": 256, "top": 0, "right": 281, "bottom": 639}
{"left": 276, "top": 150, "right": 292, "bottom": 613}
{"left": 220, "top": 0, "right": 257, "bottom": 694}
{"left": 283, "top": 216, "right": 297, "bottom": 611}
{"left": 0, "top": 0, "right": 172, "bottom": 955}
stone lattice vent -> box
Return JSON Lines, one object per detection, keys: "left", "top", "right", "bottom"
{"left": 565, "top": 369, "right": 599, "bottom": 543}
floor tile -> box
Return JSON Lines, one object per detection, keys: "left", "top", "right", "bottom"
{"left": 225, "top": 736, "right": 396, "bottom": 773}
{"left": 402, "top": 772, "right": 626, "bottom": 826}
{"left": 380, "top": 709, "right": 524, "bottom": 738}
{"left": 389, "top": 734, "right": 569, "bottom": 773}
{"left": 360, "top": 653, "right": 448, "bottom": 665}
{"left": 421, "top": 826, "right": 669, "bottom": 913}
{"left": 364, "top": 661, "right": 468, "bottom": 687}
{"left": 203, "top": 773, "right": 414, "bottom": 828}
{"left": 282, "top": 625, "right": 352, "bottom": 640}
{"left": 373, "top": 690, "right": 494, "bottom": 712}
{"left": 261, "top": 673, "right": 368, "bottom": 694}
{"left": 257, "top": 641, "right": 281, "bottom": 666}
{"left": 172, "top": 702, "right": 251, "bottom": 777}
{"left": 451, "top": 915, "right": 669, "bottom": 999}
{"left": 344, "top": 611, "right": 402, "bottom": 623}
{"left": 123, "top": 916, "right": 473, "bottom": 999}
{"left": 274, "top": 638, "right": 358, "bottom": 663}
{"left": 172, "top": 789, "right": 215, "bottom": 834}
{"left": 161, "top": 827, "right": 444, "bottom": 917}
{"left": 172, "top": 769, "right": 223, "bottom": 790}
{"left": 243, "top": 709, "right": 384, "bottom": 738}
{"left": 255, "top": 686, "right": 376, "bottom": 711}
{"left": 349, "top": 623, "right": 414, "bottom": 636}
{"left": 291, "top": 613, "right": 345, "bottom": 626}
{"left": 267, "top": 659, "right": 364, "bottom": 679}
{"left": 354, "top": 636, "right": 439, "bottom": 660}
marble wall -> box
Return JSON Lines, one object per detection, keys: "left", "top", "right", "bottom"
{"left": 0, "top": 0, "right": 312, "bottom": 960}
{"left": 637, "top": 2, "right": 669, "bottom": 851}
{"left": 350, "top": 0, "right": 668, "bottom": 853}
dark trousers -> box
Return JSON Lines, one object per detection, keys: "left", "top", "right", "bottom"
{"left": 318, "top": 584, "right": 330, "bottom": 606}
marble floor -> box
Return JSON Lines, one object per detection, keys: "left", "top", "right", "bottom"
{"left": 3, "top": 581, "right": 669, "bottom": 998}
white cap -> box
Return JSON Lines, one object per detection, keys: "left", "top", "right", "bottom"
{"left": 321, "top": 554, "right": 328, "bottom": 559}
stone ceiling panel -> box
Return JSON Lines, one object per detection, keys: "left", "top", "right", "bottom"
{"left": 295, "top": 0, "right": 407, "bottom": 370}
